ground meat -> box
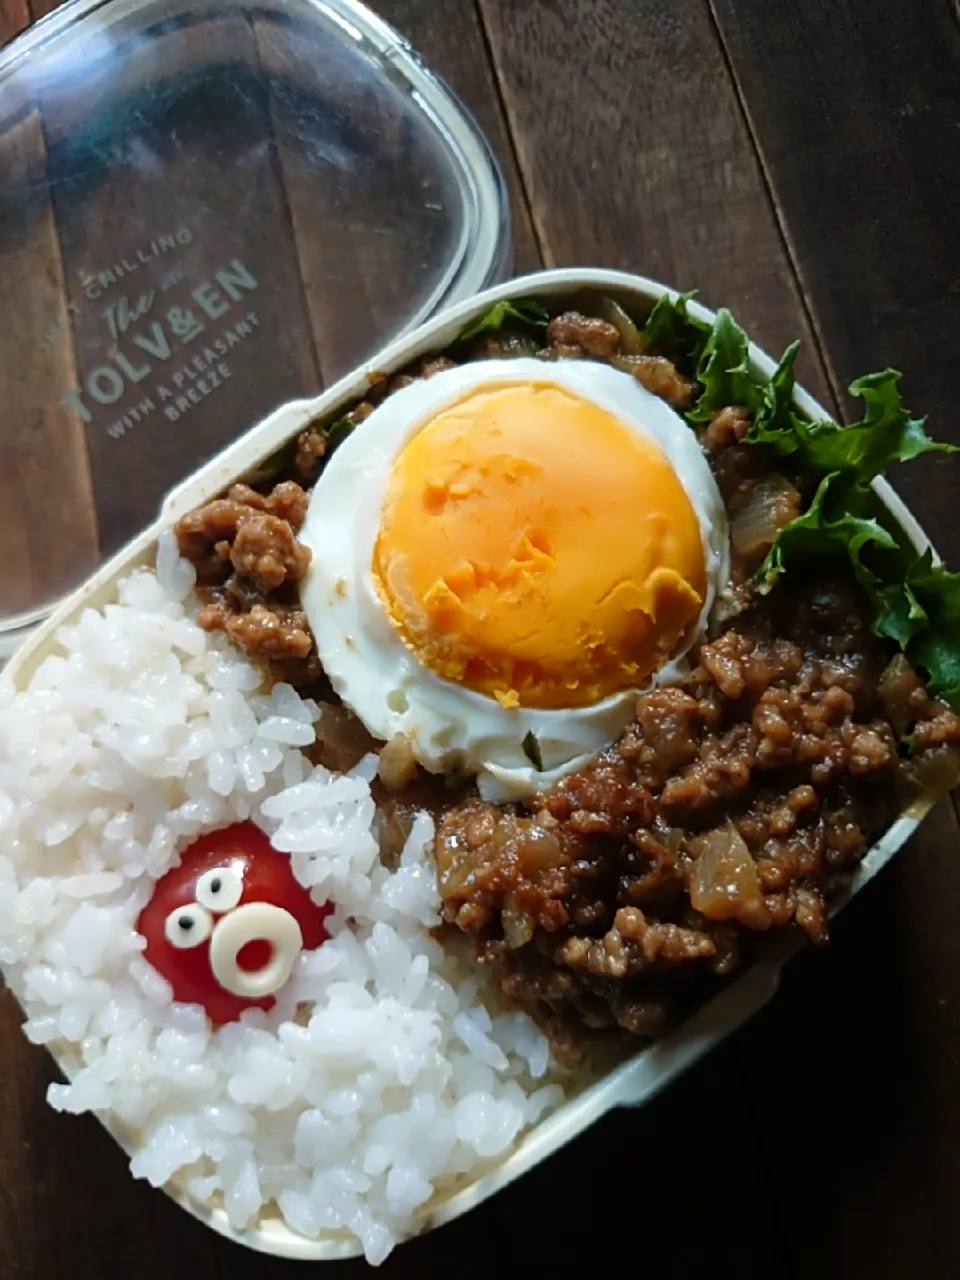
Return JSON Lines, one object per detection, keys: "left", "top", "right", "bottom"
{"left": 176, "top": 482, "right": 311, "bottom": 580}
{"left": 197, "top": 599, "right": 313, "bottom": 660}
{"left": 419, "top": 355, "right": 458, "bottom": 379}
{"left": 437, "top": 575, "right": 960, "bottom": 1057}
{"left": 229, "top": 481, "right": 309, "bottom": 528}
{"left": 294, "top": 430, "right": 328, "bottom": 480}
{"left": 374, "top": 772, "right": 469, "bottom": 866}
{"left": 879, "top": 652, "right": 960, "bottom": 750}
{"left": 229, "top": 514, "right": 310, "bottom": 592}
{"left": 294, "top": 401, "right": 381, "bottom": 481}
{"left": 704, "top": 405, "right": 752, "bottom": 447}
{"left": 176, "top": 482, "right": 316, "bottom": 676}
{"left": 729, "top": 474, "right": 802, "bottom": 562}
{"left": 545, "top": 311, "right": 621, "bottom": 359}
{"left": 385, "top": 355, "right": 458, "bottom": 394}
{"left": 541, "top": 310, "right": 696, "bottom": 408}
{"left": 614, "top": 353, "right": 698, "bottom": 410}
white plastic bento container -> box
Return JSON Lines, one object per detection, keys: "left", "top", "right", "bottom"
{"left": 2, "top": 268, "right": 936, "bottom": 1260}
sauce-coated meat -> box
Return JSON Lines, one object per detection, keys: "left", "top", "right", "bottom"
{"left": 437, "top": 573, "right": 960, "bottom": 1064}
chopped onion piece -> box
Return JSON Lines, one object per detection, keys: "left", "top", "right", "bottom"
{"left": 597, "top": 296, "right": 645, "bottom": 355}
{"left": 730, "top": 474, "right": 801, "bottom": 558}
{"left": 689, "top": 826, "right": 772, "bottom": 930}
{"left": 906, "top": 746, "right": 960, "bottom": 799}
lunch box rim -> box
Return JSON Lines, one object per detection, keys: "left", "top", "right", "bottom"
{"left": 1, "top": 265, "right": 934, "bottom": 1261}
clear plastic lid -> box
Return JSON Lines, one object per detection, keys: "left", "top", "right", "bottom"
{"left": 0, "top": 0, "right": 509, "bottom": 652}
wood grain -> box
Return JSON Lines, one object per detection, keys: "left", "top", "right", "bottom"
{"left": 739, "top": 802, "right": 960, "bottom": 1279}
{"left": 0, "top": 109, "right": 99, "bottom": 619}
{"left": 0, "top": 0, "right": 27, "bottom": 40}
{"left": 710, "top": 0, "right": 960, "bottom": 555}
{"left": 476, "top": 0, "right": 832, "bottom": 407}
{"left": 256, "top": 0, "right": 541, "bottom": 384}
{"left": 373, "top": 0, "right": 541, "bottom": 275}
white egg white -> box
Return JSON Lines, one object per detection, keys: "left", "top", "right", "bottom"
{"left": 299, "top": 358, "right": 729, "bottom": 801}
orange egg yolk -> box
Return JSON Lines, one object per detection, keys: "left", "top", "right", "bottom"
{"left": 372, "top": 382, "right": 707, "bottom": 710}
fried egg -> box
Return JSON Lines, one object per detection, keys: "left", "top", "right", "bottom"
{"left": 299, "top": 358, "right": 728, "bottom": 800}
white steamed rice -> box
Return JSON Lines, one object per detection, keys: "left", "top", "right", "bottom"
{"left": 0, "top": 535, "right": 565, "bottom": 1263}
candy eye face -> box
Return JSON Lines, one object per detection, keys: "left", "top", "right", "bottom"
{"left": 195, "top": 863, "right": 244, "bottom": 914}
{"left": 138, "top": 821, "right": 335, "bottom": 1026}
{"left": 163, "top": 903, "right": 214, "bottom": 950}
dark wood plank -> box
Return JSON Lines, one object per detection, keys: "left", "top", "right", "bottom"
{"left": 476, "top": 0, "right": 831, "bottom": 408}
{"left": 0, "top": 0, "right": 28, "bottom": 42}
{"left": 373, "top": 0, "right": 541, "bottom": 275}
{"left": 0, "top": 108, "right": 99, "bottom": 619}
{"left": 0, "top": 991, "right": 221, "bottom": 1279}
{"left": 0, "top": 0, "right": 100, "bottom": 622}
{"left": 470, "top": 1038, "right": 791, "bottom": 1280}
{"left": 710, "top": 0, "right": 960, "bottom": 557}
{"left": 738, "top": 802, "right": 960, "bottom": 1280}
{"left": 254, "top": 0, "right": 540, "bottom": 384}
{"left": 253, "top": 13, "right": 467, "bottom": 382}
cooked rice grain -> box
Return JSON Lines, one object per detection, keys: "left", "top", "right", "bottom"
{"left": 0, "top": 537, "right": 564, "bottom": 1263}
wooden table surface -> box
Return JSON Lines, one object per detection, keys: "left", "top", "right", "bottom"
{"left": 2, "top": 1, "right": 960, "bottom": 1276}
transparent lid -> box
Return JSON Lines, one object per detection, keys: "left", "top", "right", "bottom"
{"left": 0, "top": 0, "right": 509, "bottom": 649}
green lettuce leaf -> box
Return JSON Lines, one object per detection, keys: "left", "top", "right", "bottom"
{"left": 744, "top": 341, "right": 807, "bottom": 455}
{"left": 687, "top": 309, "right": 763, "bottom": 424}
{"left": 243, "top": 438, "right": 297, "bottom": 483}
{"left": 871, "top": 578, "right": 926, "bottom": 650}
{"left": 642, "top": 290, "right": 711, "bottom": 371}
{"left": 873, "top": 550, "right": 960, "bottom": 705}
{"left": 521, "top": 731, "right": 544, "bottom": 771}
{"left": 457, "top": 299, "right": 550, "bottom": 343}
{"left": 321, "top": 414, "right": 355, "bottom": 447}
{"left": 801, "top": 371, "right": 953, "bottom": 480}
{"left": 756, "top": 472, "right": 899, "bottom": 593}
{"left": 745, "top": 346, "right": 960, "bottom": 705}
{"left": 746, "top": 364, "right": 953, "bottom": 479}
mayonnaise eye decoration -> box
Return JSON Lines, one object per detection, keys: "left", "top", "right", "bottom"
{"left": 137, "top": 823, "right": 333, "bottom": 1026}
{"left": 164, "top": 903, "right": 213, "bottom": 950}
{"left": 195, "top": 864, "right": 244, "bottom": 913}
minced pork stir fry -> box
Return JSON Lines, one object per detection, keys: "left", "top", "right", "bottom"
{"left": 175, "top": 292, "right": 960, "bottom": 1064}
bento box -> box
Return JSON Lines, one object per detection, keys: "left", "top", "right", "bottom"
{"left": 0, "top": 268, "right": 946, "bottom": 1262}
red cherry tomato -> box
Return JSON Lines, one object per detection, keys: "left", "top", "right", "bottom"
{"left": 137, "top": 822, "right": 332, "bottom": 1026}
